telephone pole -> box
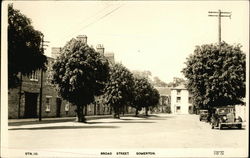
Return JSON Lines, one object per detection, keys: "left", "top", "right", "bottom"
{"left": 38, "top": 34, "right": 49, "bottom": 121}
{"left": 208, "top": 10, "right": 231, "bottom": 46}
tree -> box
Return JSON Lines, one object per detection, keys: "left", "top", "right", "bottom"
{"left": 51, "top": 38, "right": 109, "bottom": 122}
{"left": 8, "top": 4, "right": 47, "bottom": 88}
{"left": 103, "top": 63, "right": 134, "bottom": 118}
{"left": 182, "top": 42, "right": 246, "bottom": 110}
{"left": 152, "top": 76, "right": 168, "bottom": 87}
{"left": 167, "top": 77, "right": 186, "bottom": 87}
{"left": 132, "top": 76, "right": 160, "bottom": 116}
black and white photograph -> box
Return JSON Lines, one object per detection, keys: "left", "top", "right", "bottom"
{"left": 1, "top": 1, "right": 249, "bottom": 157}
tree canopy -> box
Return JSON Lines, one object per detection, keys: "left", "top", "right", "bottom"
{"left": 182, "top": 42, "right": 246, "bottom": 109}
{"left": 103, "top": 63, "right": 134, "bottom": 118}
{"left": 52, "top": 38, "right": 110, "bottom": 122}
{"left": 8, "top": 4, "right": 47, "bottom": 88}
{"left": 132, "top": 76, "right": 160, "bottom": 116}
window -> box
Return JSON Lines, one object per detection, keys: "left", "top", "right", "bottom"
{"left": 30, "top": 71, "right": 38, "bottom": 81}
{"left": 189, "top": 106, "right": 192, "bottom": 110}
{"left": 188, "top": 97, "right": 192, "bottom": 103}
{"left": 176, "top": 97, "right": 181, "bottom": 103}
{"left": 177, "top": 90, "right": 181, "bottom": 95}
{"left": 176, "top": 106, "right": 181, "bottom": 110}
{"left": 45, "top": 96, "right": 52, "bottom": 112}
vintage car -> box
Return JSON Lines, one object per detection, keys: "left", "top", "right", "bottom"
{"left": 199, "top": 110, "right": 209, "bottom": 121}
{"left": 211, "top": 107, "right": 242, "bottom": 129}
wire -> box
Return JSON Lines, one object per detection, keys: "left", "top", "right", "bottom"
{"left": 59, "top": 3, "right": 124, "bottom": 43}
{"left": 62, "top": 3, "right": 124, "bottom": 41}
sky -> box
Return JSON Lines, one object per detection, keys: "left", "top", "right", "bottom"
{"left": 5, "top": 1, "right": 249, "bottom": 83}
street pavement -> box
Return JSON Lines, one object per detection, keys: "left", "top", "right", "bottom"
{"left": 7, "top": 114, "right": 248, "bottom": 149}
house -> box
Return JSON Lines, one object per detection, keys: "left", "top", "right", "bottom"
{"left": 170, "top": 84, "right": 193, "bottom": 114}
{"left": 8, "top": 35, "right": 122, "bottom": 119}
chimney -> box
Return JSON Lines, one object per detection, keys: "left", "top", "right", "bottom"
{"left": 51, "top": 47, "right": 62, "bottom": 59}
{"left": 76, "top": 35, "right": 87, "bottom": 44}
{"left": 96, "top": 44, "right": 104, "bottom": 55}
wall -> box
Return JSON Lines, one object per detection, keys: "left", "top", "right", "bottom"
{"left": 171, "top": 89, "right": 192, "bottom": 114}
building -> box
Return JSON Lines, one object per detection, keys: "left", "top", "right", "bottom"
{"left": 8, "top": 57, "right": 76, "bottom": 119}
{"left": 96, "top": 44, "right": 115, "bottom": 64}
{"left": 170, "top": 84, "right": 193, "bottom": 114}
{"left": 8, "top": 35, "right": 118, "bottom": 119}
{"left": 154, "top": 87, "right": 171, "bottom": 113}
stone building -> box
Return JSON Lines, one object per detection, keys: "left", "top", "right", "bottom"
{"left": 8, "top": 57, "right": 76, "bottom": 119}
{"left": 8, "top": 35, "right": 118, "bottom": 119}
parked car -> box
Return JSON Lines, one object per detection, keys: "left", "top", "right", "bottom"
{"left": 199, "top": 110, "right": 209, "bottom": 121}
{"left": 211, "top": 107, "right": 242, "bottom": 129}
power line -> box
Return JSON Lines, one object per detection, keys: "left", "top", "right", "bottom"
{"left": 63, "top": 4, "right": 124, "bottom": 41}
{"left": 58, "top": 4, "right": 114, "bottom": 41}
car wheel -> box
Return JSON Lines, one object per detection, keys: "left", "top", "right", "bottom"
{"left": 219, "top": 123, "right": 223, "bottom": 130}
{"left": 238, "top": 124, "right": 242, "bottom": 129}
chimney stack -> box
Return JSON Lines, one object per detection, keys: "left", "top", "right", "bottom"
{"left": 96, "top": 44, "right": 104, "bottom": 55}
{"left": 76, "top": 35, "right": 87, "bottom": 44}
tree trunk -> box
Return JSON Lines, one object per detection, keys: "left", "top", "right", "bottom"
{"left": 135, "top": 108, "right": 139, "bottom": 116}
{"left": 113, "top": 106, "right": 120, "bottom": 119}
{"left": 76, "top": 106, "right": 86, "bottom": 123}
{"left": 122, "top": 105, "right": 125, "bottom": 116}
{"left": 145, "top": 107, "right": 148, "bottom": 116}
{"left": 18, "top": 72, "right": 23, "bottom": 119}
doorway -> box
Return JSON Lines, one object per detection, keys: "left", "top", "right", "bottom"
{"left": 56, "top": 98, "right": 62, "bottom": 117}
{"left": 24, "top": 92, "right": 38, "bottom": 118}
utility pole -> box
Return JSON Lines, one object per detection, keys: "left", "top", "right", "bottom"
{"left": 38, "top": 34, "right": 49, "bottom": 121}
{"left": 208, "top": 10, "right": 231, "bottom": 46}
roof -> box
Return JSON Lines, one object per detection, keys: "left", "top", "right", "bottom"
{"left": 155, "top": 87, "right": 171, "bottom": 96}
{"left": 171, "top": 84, "right": 187, "bottom": 90}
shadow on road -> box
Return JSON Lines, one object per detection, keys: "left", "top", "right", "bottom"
{"left": 87, "top": 121, "right": 155, "bottom": 124}
{"left": 9, "top": 118, "right": 76, "bottom": 127}
{"left": 9, "top": 125, "right": 119, "bottom": 131}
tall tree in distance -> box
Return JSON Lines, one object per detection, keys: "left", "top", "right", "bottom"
{"left": 182, "top": 42, "right": 246, "bottom": 110}
{"left": 152, "top": 76, "right": 168, "bottom": 87}
{"left": 103, "top": 63, "right": 134, "bottom": 118}
{"left": 132, "top": 76, "right": 160, "bottom": 116}
{"left": 8, "top": 4, "right": 47, "bottom": 88}
{"left": 52, "top": 38, "right": 110, "bottom": 122}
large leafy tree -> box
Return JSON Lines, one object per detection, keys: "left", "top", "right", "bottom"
{"left": 103, "top": 63, "right": 134, "bottom": 118}
{"left": 52, "top": 38, "right": 109, "bottom": 122}
{"left": 182, "top": 42, "right": 246, "bottom": 110}
{"left": 132, "top": 76, "right": 160, "bottom": 116}
{"left": 8, "top": 4, "right": 47, "bottom": 88}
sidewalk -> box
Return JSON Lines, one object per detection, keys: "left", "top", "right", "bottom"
{"left": 8, "top": 114, "right": 136, "bottom": 126}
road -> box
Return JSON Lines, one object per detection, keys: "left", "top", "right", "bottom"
{"left": 5, "top": 114, "right": 248, "bottom": 157}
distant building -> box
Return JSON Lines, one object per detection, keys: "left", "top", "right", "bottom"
{"left": 170, "top": 84, "right": 193, "bottom": 114}
{"left": 154, "top": 87, "right": 171, "bottom": 113}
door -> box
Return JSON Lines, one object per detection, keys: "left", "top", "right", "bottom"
{"left": 56, "top": 98, "right": 62, "bottom": 117}
{"left": 24, "top": 92, "right": 38, "bottom": 118}
{"left": 176, "top": 106, "right": 181, "bottom": 114}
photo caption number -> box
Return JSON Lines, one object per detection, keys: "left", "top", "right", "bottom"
{"left": 214, "top": 151, "right": 224, "bottom": 156}
{"left": 25, "top": 152, "right": 38, "bottom": 156}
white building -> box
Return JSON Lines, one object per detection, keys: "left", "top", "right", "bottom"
{"left": 170, "top": 84, "right": 193, "bottom": 114}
